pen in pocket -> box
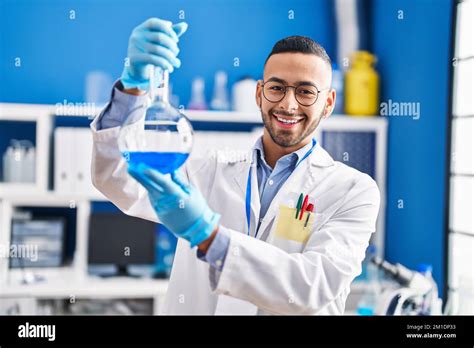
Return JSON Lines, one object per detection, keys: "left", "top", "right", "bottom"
{"left": 295, "top": 193, "right": 304, "bottom": 219}
{"left": 299, "top": 194, "right": 309, "bottom": 220}
{"left": 304, "top": 203, "right": 314, "bottom": 228}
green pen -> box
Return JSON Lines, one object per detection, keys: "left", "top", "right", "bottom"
{"left": 295, "top": 193, "right": 303, "bottom": 219}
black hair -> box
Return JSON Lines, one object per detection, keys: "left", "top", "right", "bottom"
{"left": 265, "top": 35, "right": 332, "bottom": 68}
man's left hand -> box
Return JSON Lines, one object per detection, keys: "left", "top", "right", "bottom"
{"left": 128, "top": 163, "right": 220, "bottom": 248}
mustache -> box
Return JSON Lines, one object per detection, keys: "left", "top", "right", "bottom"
{"left": 271, "top": 110, "right": 306, "bottom": 117}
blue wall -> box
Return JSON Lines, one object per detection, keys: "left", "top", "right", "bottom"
{"left": 371, "top": 0, "right": 453, "bottom": 293}
{"left": 0, "top": 0, "right": 336, "bottom": 106}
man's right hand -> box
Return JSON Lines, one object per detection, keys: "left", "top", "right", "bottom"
{"left": 120, "top": 18, "right": 188, "bottom": 91}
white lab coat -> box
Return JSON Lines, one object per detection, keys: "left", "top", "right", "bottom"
{"left": 90, "top": 114, "right": 380, "bottom": 315}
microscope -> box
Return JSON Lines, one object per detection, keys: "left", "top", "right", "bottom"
{"left": 371, "top": 257, "right": 442, "bottom": 315}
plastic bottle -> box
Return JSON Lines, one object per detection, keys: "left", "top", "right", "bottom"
{"left": 2, "top": 146, "right": 13, "bottom": 182}
{"left": 188, "top": 77, "right": 207, "bottom": 110}
{"left": 232, "top": 76, "right": 259, "bottom": 113}
{"left": 332, "top": 63, "right": 344, "bottom": 114}
{"left": 211, "top": 71, "right": 230, "bottom": 111}
{"left": 356, "top": 245, "right": 380, "bottom": 315}
{"left": 8, "top": 140, "right": 25, "bottom": 183}
{"left": 24, "top": 145, "right": 36, "bottom": 183}
{"left": 417, "top": 264, "right": 440, "bottom": 315}
{"left": 444, "top": 284, "right": 459, "bottom": 315}
{"left": 456, "top": 275, "right": 474, "bottom": 315}
{"left": 344, "top": 51, "right": 379, "bottom": 116}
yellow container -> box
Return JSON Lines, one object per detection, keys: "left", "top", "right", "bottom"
{"left": 344, "top": 51, "right": 379, "bottom": 116}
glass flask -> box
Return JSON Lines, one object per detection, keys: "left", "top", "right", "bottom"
{"left": 118, "top": 67, "right": 193, "bottom": 174}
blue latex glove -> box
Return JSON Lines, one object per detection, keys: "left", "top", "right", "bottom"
{"left": 121, "top": 18, "right": 188, "bottom": 90}
{"left": 128, "top": 163, "right": 220, "bottom": 248}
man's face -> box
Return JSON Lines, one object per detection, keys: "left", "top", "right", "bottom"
{"left": 256, "top": 52, "right": 335, "bottom": 148}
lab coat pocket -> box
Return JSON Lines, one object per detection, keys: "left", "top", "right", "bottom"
{"left": 274, "top": 205, "right": 315, "bottom": 243}
{"left": 269, "top": 206, "right": 324, "bottom": 253}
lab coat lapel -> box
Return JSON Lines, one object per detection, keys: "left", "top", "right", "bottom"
{"left": 232, "top": 159, "right": 260, "bottom": 236}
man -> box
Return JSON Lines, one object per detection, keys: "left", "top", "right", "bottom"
{"left": 91, "top": 18, "right": 380, "bottom": 315}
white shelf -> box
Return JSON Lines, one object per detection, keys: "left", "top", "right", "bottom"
{"left": 0, "top": 103, "right": 56, "bottom": 120}
{"left": 329, "top": 114, "right": 387, "bottom": 124}
{"left": 0, "top": 103, "right": 264, "bottom": 123}
{"left": 186, "top": 109, "right": 262, "bottom": 123}
{"left": 0, "top": 102, "right": 386, "bottom": 124}
{"left": 0, "top": 267, "right": 168, "bottom": 315}
{"left": 0, "top": 191, "right": 108, "bottom": 204}
{"left": 1, "top": 267, "right": 168, "bottom": 299}
{"left": 0, "top": 183, "right": 40, "bottom": 196}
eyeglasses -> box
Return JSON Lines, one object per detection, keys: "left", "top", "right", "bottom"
{"left": 261, "top": 80, "right": 329, "bottom": 107}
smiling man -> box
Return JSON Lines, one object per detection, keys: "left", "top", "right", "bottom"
{"left": 257, "top": 36, "right": 335, "bottom": 167}
{"left": 91, "top": 18, "right": 380, "bottom": 315}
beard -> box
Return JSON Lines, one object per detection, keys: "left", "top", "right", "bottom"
{"left": 261, "top": 107, "right": 323, "bottom": 148}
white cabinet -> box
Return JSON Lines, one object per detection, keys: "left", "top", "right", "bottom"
{"left": 54, "top": 127, "right": 103, "bottom": 198}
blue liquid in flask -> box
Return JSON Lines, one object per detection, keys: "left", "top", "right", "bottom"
{"left": 126, "top": 152, "right": 189, "bottom": 174}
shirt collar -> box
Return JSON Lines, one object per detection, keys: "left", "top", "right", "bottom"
{"left": 252, "top": 136, "right": 315, "bottom": 169}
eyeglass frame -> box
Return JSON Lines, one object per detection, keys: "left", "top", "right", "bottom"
{"left": 259, "top": 79, "right": 330, "bottom": 107}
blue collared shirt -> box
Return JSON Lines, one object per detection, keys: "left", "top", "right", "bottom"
{"left": 96, "top": 82, "right": 312, "bottom": 271}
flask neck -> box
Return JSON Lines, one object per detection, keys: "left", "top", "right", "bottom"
{"left": 160, "top": 69, "right": 169, "bottom": 104}
{"left": 149, "top": 67, "right": 169, "bottom": 105}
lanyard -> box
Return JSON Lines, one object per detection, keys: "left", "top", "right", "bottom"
{"left": 245, "top": 138, "right": 317, "bottom": 237}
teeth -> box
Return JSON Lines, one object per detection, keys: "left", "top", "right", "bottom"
{"left": 276, "top": 116, "right": 299, "bottom": 124}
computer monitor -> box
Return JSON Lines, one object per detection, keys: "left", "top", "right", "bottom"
{"left": 88, "top": 212, "right": 156, "bottom": 277}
